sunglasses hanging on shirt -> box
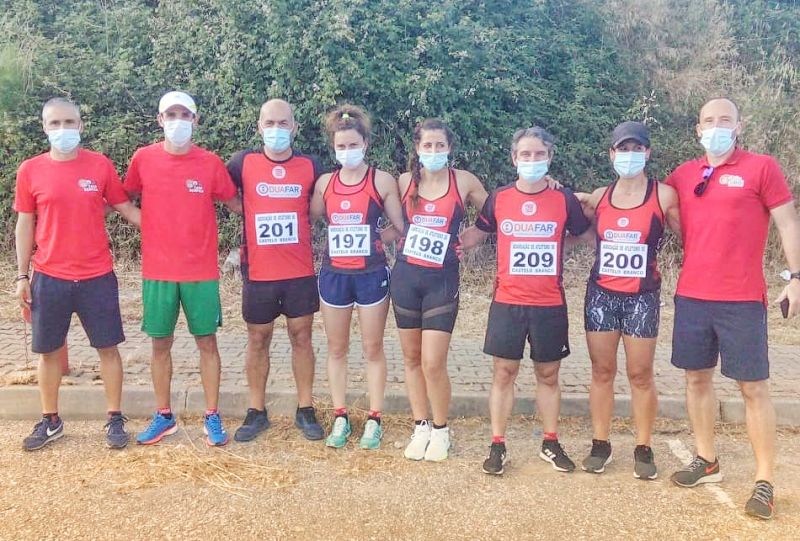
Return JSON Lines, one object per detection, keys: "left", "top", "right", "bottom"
{"left": 694, "top": 166, "right": 715, "bottom": 197}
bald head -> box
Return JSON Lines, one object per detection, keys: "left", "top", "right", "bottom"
{"left": 699, "top": 98, "right": 740, "bottom": 123}
{"left": 260, "top": 99, "right": 295, "bottom": 124}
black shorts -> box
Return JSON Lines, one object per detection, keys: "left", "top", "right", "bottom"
{"left": 483, "top": 301, "right": 570, "bottom": 363}
{"left": 242, "top": 267, "right": 319, "bottom": 324}
{"left": 390, "top": 259, "right": 459, "bottom": 333}
{"left": 671, "top": 295, "right": 769, "bottom": 381}
{"left": 584, "top": 282, "right": 660, "bottom": 338}
{"left": 318, "top": 266, "right": 390, "bottom": 308}
{"left": 30, "top": 271, "right": 125, "bottom": 354}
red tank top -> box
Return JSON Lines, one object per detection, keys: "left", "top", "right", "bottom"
{"left": 322, "top": 167, "right": 386, "bottom": 272}
{"left": 228, "top": 150, "right": 318, "bottom": 281}
{"left": 398, "top": 169, "right": 465, "bottom": 269}
{"left": 590, "top": 179, "right": 665, "bottom": 293}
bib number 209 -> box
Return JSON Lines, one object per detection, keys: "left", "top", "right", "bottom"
{"left": 255, "top": 212, "right": 299, "bottom": 245}
{"left": 402, "top": 224, "right": 450, "bottom": 265}
{"left": 509, "top": 242, "right": 557, "bottom": 275}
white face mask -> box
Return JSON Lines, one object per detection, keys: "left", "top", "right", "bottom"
{"left": 47, "top": 128, "right": 81, "bottom": 153}
{"left": 335, "top": 147, "right": 365, "bottom": 169}
{"left": 164, "top": 119, "right": 193, "bottom": 146}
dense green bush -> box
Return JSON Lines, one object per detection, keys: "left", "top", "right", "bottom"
{"left": 1, "top": 0, "right": 798, "bottom": 257}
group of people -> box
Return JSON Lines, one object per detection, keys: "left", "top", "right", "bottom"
{"left": 13, "top": 93, "right": 799, "bottom": 520}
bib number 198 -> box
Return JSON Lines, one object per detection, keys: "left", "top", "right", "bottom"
{"left": 402, "top": 224, "right": 450, "bottom": 265}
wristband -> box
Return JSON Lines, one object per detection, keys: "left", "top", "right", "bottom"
{"left": 15, "top": 274, "right": 30, "bottom": 282}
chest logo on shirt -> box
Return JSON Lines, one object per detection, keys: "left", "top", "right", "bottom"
{"left": 604, "top": 229, "right": 642, "bottom": 243}
{"left": 521, "top": 201, "right": 537, "bottom": 216}
{"left": 413, "top": 215, "right": 447, "bottom": 227}
{"left": 77, "top": 179, "right": 99, "bottom": 192}
{"left": 185, "top": 179, "right": 204, "bottom": 194}
{"left": 331, "top": 212, "right": 364, "bottom": 225}
{"left": 719, "top": 174, "right": 745, "bottom": 188}
{"left": 272, "top": 166, "right": 286, "bottom": 179}
{"left": 424, "top": 203, "right": 436, "bottom": 212}
{"left": 340, "top": 200, "right": 351, "bottom": 210}
{"left": 500, "top": 219, "right": 557, "bottom": 237}
{"left": 617, "top": 217, "right": 629, "bottom": 227}
{"left": 255, "top": 182, "right": 302, "bottom": 198}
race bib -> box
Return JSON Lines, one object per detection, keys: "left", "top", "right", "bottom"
{"left": 254, "top": 212, "right": 298, "bottom": 245}
{"left": 599, "top": 241, "right": 648, "bottom": 278}
{"left": 328, "top": 225, "right": 371, "bottom": 257}
{"left": 509, "top": 242, "right": 558, "bottom": 275}
{"left": 402, "top": 224, "right": 450, "bottom": 265}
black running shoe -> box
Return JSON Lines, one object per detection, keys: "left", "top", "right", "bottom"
{"left": 104, "top": 413, "right": 129, "bottom": 449}
{"left": 633, "top": 445, "right": 657, "bottom": 480}
{"left": 482, "top": 442, "right": 508, "bottom": 475}
{"left": 745, "top": 480, "right": 775, "bottom": 520}
{"left": 295, "top": 407, "right": 324, "bottom": 441}
{"left": 234, "top": 408, "right": 271, "bottom": 442}
{"left": 539, "top": 439, "right": 575, "bottom": 472}
{"left": 23, "top": 416, "right": 64, "bottom": 451}
{"left": 670, "top": 456, "right": 722, "bottom": 487}
{"left": 581, "top": 439, "right": 612, "bottom": 474}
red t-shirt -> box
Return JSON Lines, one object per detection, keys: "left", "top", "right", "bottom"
{"left": 14, "top": 149, "right": 129, "bottom": 280}
{"left": 477, "top": 185, "right": 590, "bottom": 306}
{"left": 124, "top": 143, "right": 237, "bottom": 281}
{"left": 665, "top": 148, "right": 793, "bottom": 303}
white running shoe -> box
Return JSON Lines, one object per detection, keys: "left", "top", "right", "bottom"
{"left": 424, "top": 426, "right": 450, "bottom": 462}
{"left": 403, "top": 420, "right": 432, "bottom": 460}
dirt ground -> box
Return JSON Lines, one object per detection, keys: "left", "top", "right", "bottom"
{"left": 1, "top": 415, "right": 798, "bottom": 541}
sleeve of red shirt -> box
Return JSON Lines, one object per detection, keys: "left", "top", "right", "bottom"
{"left": 664, "top": 170, "right": 677, "bottom": 188}
{"left": 212, "top": 156, "right": 237, "bottom": 201}
{"left": 476, "top": 191, "right": 497, "bottom": 233}
{"left": 563, "top": 188, "right": 591, "bottom": 236}
{"left": 13, "top": 160, "right": 35, "bottom": 213}
{"left": 123, "top": 151, "right": 142, "bottom": 196}
{"left": 102, "top": 157, "right": 130, "bottom": 206}
{"left": 759, "top": 156, "right": 793, "bottom": 210}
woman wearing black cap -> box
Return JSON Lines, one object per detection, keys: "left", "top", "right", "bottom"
{"left": 576, "top": 121, "right": 680, "bottom": 480}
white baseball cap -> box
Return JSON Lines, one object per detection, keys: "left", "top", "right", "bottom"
{"left": 158, "top": 91, "right": 197, "bottom": 115}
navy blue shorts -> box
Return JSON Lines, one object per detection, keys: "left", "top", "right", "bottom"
{"left": 318, "top": 266, "right": 390, "bottom": 308}
{"left": 241, "top": 266, "right": 319, "bottom": 324}
{"left": 584, "top": 282, "right": 660, "bottom": 338}
{"left": 30, "top": 271, "right": 125, "bottom": 354}
{"left": 671, "top": 295, "right": 769, "bottom": 381}
{"left": 484, "top": 301, "right": 570, "bottom": 363}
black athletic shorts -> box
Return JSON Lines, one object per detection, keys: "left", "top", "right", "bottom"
{"left": 584, "top": 282, "right": 660, "bottom": 338}
{"left": 671, "top": 295, "right": 769, "bottom": 381}
{"left": 390, "top": 259, "right": 459, "bottom": 333}
{"left": 483, "top": 301, "right": 570, "bottom": 363}
{"left": 30, "top": 271, "right": 124, "bottom": 354}
{"left": 242, "top": 265, "right": 319, "bottom": 324}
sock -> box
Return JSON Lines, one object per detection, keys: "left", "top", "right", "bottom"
{"left": 414, "top": 419, "right": 428, "bottom": 426}
{"left": 43, "top": 413, "right": 59, "bottom": 424}
{"left": 368, "top": 410, "right": 381, "bottom": 424}
{"left": 297, "top": 406, "right": 314, "bottom": 413}
{"left": 544, "top": 432, "right": 558, "bottom": 441}
{"left": 107, "top": 410, "right": 122, "bottom": 418}
{"left": 158, "top": 407, "right": 173, "bottom": 420}
{"left": 432, "top": 422, "right": 447, "bottom": 430}
{"left": 491, "top": 435, "right": 505, "bottom": 445}
{"left": 334, "top": 407, "right": 348, "bottom": 418}
{"left": 698, "top": 454, "right": 716, "bottom": 464}
{"left": 205, "top": 408, "right": 218, "bottom": 416}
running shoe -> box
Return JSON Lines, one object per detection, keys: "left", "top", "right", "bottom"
{"left": 294, "top": 407, "right": 324, "bottom": 441}
{"left": 670, "top": 456, "right": 722, "bottom": 487}
{"left": 539, "top": 439, "right": 576, "bottom": 472}
{"left": 404, "top": 420, "right": 431, "bottom": 460}
{"left": 633, "top": 445, "right": 658, "bottom": 480}
{"left": 581, "top": 439, "right": 612, "bottom": 474}
{"left": 23, "top": 416, "right": 64, "bottom": 451}
{"left": 745, "top": 480, "right": 775, "bottom": 520}
{"left": 136, "top": 412, "right": 177, "bottom": 445}
{"left": 424, "top": 426, "right": 450, "bottom": 462}
{"left": 203, "top": 412, "right": 229, "bottom": 447}
{"left": 234, "top": 408, "right": 270, "bottom": 442}
{"left": 359, "top": 419, "right": 383, "bottom": 450}
{"left": 104, "top": 413, "right": 129, "bottom": 449}
{"left": 482, "top": 442, "right": 508, "bottom": 475}
{"left": 325, "top": 416, "right": 352, "bottom": 449}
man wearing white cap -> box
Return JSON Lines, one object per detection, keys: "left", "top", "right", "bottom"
{"left": 124, "top": 91, "right": 242, "bottom": 447}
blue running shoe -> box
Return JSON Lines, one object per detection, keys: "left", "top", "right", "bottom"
{"left": 203, "top": 412, "right": 229, "bottom": 447}
{"left": 104, "top": 413, "right": 130, "bottom": 449}
{"left": 234, "top": 408, "right": 270, "bottom": 442}
{"left": 136, "top": 412, "right": 177, "bottom": 445}
{"left": 295, "top": 407, "right": 324, "bottom": 441}
{"left": 23, "top": 415, "right": 64, "bottom": 451}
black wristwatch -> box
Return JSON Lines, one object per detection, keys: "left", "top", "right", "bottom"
{"left": 790, "top": 271, "right": 800, "bottom": 282}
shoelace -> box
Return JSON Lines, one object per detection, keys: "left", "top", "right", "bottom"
{"left": 104, "top": 415, "right": 128, "bottom": 433}
{"left": 206, "top": 414, "right": 223, "bottom": 433}
{"left": 687, "top": 456, "right": 709, "bottom": 472}
{"left": 411, "top": 423, "right": 429, "bottom": 440}
{"left": 751, "top": 483, "right": 773, "bottom": 505}
{"left": 332, "top": 417, "right": 348, "bottom": 436}
{"left": 32, "top": 418, "right": 49, "bottom": 436}
{"left": 363, "top": 420, "right": 378, "bottom": 439}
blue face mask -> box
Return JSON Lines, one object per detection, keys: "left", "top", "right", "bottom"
{"left": 613, "top": 151, "right": 647, "bottom": 178}
{"left": 164, "top": 119, "right": 193, "bottom": 146}
{"left": 516, "top": 160, "right": 549, "bottom": 182}
{"left": 700, "top": 127, "right": 735, "bottom": 156}
{"left": 418, "top": 152, "right": 449, "bottom": 172}
{"left": 335, "top": 147, "right": 365, "bottom": 169}
{"left": 47, "top": 128, "right": 81, "bottom": 153}
{"left": 262, "top": 127, "right": 292, "bottom": 153}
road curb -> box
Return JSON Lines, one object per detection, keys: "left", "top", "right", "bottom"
{"left": 1, "top": 385, "right": 797, "bottom": 425}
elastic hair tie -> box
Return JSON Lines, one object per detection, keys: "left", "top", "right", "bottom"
{"left": 341, "top": 112, "right": 350, "bottom": 120}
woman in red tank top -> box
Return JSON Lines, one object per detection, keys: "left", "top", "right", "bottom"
{"left": 310, "top": 105, "right": 405, "bottom": 450}
{"left": 576, "top": 121, "right": 680, "bottom": 479}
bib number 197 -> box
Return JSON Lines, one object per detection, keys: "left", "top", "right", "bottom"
{"left": 402, "top": 224, "right": 450, "bottom": 265}
{"left": 328, "top": 225, "right": 370, "bottom": 257}
{"left": 255, "top": 212, "right": 298, "bottom": 245}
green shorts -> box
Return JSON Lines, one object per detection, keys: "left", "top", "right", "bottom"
{"left": 142, "top": 279, "right": 222, "bottom": 337}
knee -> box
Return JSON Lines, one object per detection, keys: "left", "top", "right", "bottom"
{"left": 361, "top": 339, "right": 384, "bottom": 362}
{"left": 403, "top": 347, "right": 422, "bottom": 369}
{"left": 195, "top": 335, "right": 218, "bottom": 356}
{"left": 493, "top": 363, "right": 519, "bottom": 387}
{"left": 327, "top": 340, "right": 349, "bottom": 363}
{"left": 591, "top": 360, "right": 617, "bottom": 385}
{"left": 247, "top": 328, "right": 272, "bottom": 350}
{"left": 628, "top": 367, "right": 654, "bottom": 390}
{"left": 288, "top": 327, "right": 312, "bottom": 351}
{"left": 152, "top": 337, "right": 173, "bottom": 358}
{"left": 739, "top": 380, "right": 769, "bottom": 403}
{"left": 534, "top": 364, "right": 559, "bottom": 387}
{"left": 685, "top": 370, "right": 714, "bottom": 393}
{"left": 421, "top": 355, "right": 446, "bottom": 377}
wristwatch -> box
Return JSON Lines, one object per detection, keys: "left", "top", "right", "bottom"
{"left": 781, "top": 270, "right": 800, "bottom": 281}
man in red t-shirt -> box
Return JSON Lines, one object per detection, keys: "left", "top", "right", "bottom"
{"left": 14, "top": 97, "right": 140, "bottom": 451}
{"left": 665, "top": 98, "right": 800, "bottom": 519}
{"left": 124, "top": 91, "right": 241, "bottom": 447}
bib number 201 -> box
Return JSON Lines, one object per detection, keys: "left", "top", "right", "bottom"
{"left": 255, "top": 212, "right": 299, "bottom": 245}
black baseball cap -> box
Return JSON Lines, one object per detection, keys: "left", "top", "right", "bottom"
{"left": 610, "top": 121, "right": 650, "bottom": 148}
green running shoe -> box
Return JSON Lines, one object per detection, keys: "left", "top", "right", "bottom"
{"left": 359, "top": 419, "right": 383, "bottom": 450}
{"left": 325, "top": 416, "right": 351, "bottom": 448}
